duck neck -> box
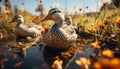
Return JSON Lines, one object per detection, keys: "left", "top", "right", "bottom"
{"left": 16, "top": 21, "right": 23, "bottom": 26}
{"left": 54, "top": 19, "right": 64, "bottom": 28}
{"left": 52, "top": 20, "right": 64, "bottom": 32}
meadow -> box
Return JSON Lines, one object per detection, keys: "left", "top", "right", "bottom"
{"left": 0, "top": 0, "right": 120, "bottom": 69}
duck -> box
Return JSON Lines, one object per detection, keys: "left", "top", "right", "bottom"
{"left": 41, "top": 8, "right": 77, "bottom": 49}
{"left": 65, "top": 16, "right": 72, "bottom": 25}
{"left": 10, "top": 15, "right": 41, "bottom": 38}
{"left": 65, "top": 16, "right": 78, "bottom": 30}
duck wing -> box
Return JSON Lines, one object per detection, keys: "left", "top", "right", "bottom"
{"left": 59, "top": 24, "right": 78, "bottom": 43}
{"left": 16, "top": 24, "right": 41, "bottom": 37}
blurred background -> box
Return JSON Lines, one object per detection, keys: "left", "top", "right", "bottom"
{"left": 0, "top": 0, "right": 120, "bottom": 69}
{"left": 0, "top": 0, "right": 113, "bottom": 16}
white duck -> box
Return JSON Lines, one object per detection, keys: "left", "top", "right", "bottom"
{"left": 10, "top": 15, "right": 41, "bottom": 38}
{"left": 41, "top": 8, "right": 77, "bottom": 49}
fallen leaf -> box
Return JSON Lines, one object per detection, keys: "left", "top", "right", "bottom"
{"left": 14, "top": 61, "right": 23, "bottom": 68}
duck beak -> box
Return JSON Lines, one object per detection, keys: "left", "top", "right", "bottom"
{"left": 41, "top": 14, "right": 52, "bottom": 22}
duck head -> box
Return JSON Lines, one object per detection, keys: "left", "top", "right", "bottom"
{"left": 10, "top": 15, "right": 24, "bottom": 24}
{"left": 65, "top": 16, "right": 72, "bottom": 25}
{"left": 41, "top": 8, "right": 65, "bottom": 23}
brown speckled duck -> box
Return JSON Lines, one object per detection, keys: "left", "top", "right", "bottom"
{"left": 41, "top": 8, "right": 77, "bottom": 49}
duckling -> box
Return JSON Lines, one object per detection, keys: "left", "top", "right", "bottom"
{"left": 65, "top": 16, "right": 72, "bottom": 25}
{"left": 65, "top": 16, "right": 78, "bottom": 31}
{"left": 41, "top": 8, "right": 77, "bottom": 49}
{"left": 10, "top": 15, "right": 41, "bottom": 38}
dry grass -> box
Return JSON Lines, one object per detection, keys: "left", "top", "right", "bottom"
{"left": 0, "top": 3, "right": 120, "bottom": 69}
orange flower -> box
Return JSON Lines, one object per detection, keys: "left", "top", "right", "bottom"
{"left": 35, "top": 16, "right": 41, "bottom": 20}
{"left": 103, "top": 1, "right": 108, "bottom": 6}
{"left": 42, "top": 24, "right": 49, "bottom": 30}
{"left": 52, "top": 60, "right": 63, "bottom": 69}
{"left": 102, "top": 50, "right": 113, "bottom": 58}
{"left": 79, "top": 7, "right": 82, "bottom": 11}
{"left": 4, "top": 7, "right": 11, "bottom": 15}
{"left": 94, "top": 62, "right": 102, "bottom": 69}
{"left": 40, "top": 28, "right": 45, "bottom": 33}
{"left": 32, "top": 16, "right": 41, "bottom": 23}
{"left": 88, "top": 26, "right": 96, "bottom": 33}
{"left": 91, "top": 40, "right": 100, "bottom": 49}
{"left": 94, "top": 58, "right": 120, "bottom": 69}
{"left": 4, "top": 9, "right": 11, "bottom": 15}
{"left": 106, "top": 15, "right": 111, "bottom": 19}
{"left": 34, "top": 16, "right": 41, "bottom": 20}
{"left": 76, "top": 58, "right": 91, "bottom": 69}
{"left": 82, "top": 14, "right": 86, "bottom": 17}
{"left": 71, "top": 15, "right": 76, "bottom": 19}
{"left": 115, "top": 17, "right": 120, "bottom": 27}
{"left": 98, "top": 23, "right": 105, "bottom": 30}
